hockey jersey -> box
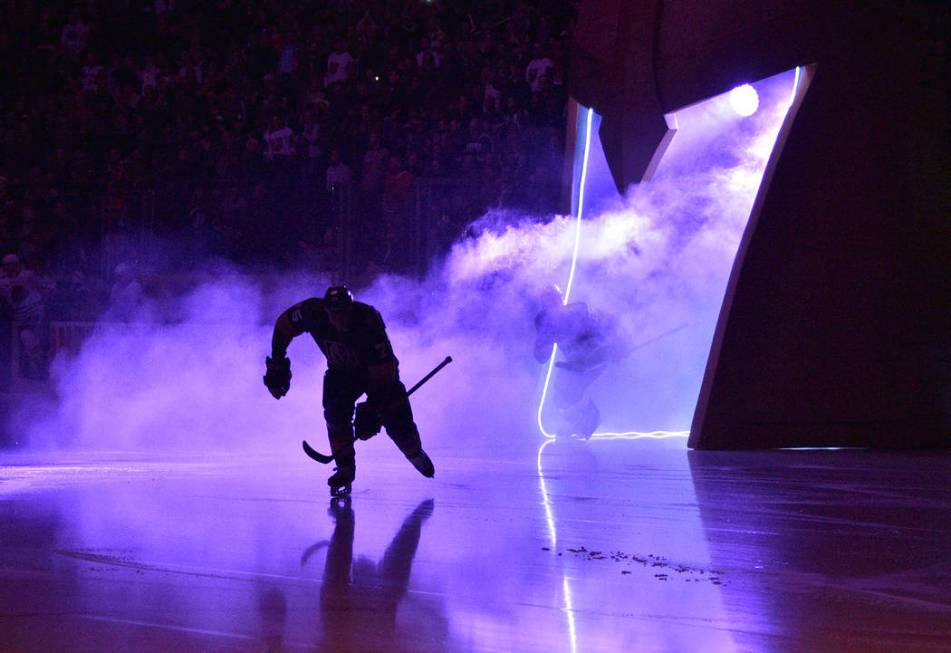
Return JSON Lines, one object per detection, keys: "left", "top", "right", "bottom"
{"left": 287, "top": 298, "right": 395, "bottom": 371}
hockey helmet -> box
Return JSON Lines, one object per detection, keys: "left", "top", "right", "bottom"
{"left": 324, "top": 286, "right": 354, "bottom": 312}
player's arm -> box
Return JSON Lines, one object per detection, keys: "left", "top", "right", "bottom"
{"left": 270, "top": 304, "right": 307, "bottom": 358}
{"left": 264, "top": 301, "right": 312, "bottom": 399}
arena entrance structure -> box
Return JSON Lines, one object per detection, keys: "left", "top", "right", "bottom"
{"left": 567, "top": 1, "right": 949, "bottom": 449}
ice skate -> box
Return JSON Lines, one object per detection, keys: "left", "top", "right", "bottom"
{"left": 327, "top": 465, "right": 355, "bottom": 497}
{"left": 407, "top": 450, "right": 435, "bottom": 478}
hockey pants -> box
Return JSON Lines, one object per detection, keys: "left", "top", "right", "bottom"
{"left": 322, "top": 368, "right": 422, "bottom": 467}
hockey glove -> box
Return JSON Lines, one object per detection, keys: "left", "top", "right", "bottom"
{"left": 353, "top": 401, "right": 383, "bottom": 440}
{"left": 263, "top": 355, "right": 292, "bottom": 399}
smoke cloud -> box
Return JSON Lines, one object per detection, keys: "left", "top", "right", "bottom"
{"left": 14, "top": 70, "right": 797, "bottom": 456}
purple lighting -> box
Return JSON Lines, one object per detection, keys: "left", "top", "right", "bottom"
{"left": 536, "top": 68, "right": 801, "bottom": 440}
{"left": 17, "top": 70, "right": 800, "bottom": 464}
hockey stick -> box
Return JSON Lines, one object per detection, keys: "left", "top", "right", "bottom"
{"left": 302, "top": 355, "right": 453, "bottom": 464}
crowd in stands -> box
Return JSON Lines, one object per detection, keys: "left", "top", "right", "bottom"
{"left": 0, "top": 0, "right": 575, "bottom": 350}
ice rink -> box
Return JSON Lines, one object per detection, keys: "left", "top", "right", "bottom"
{"left": 2, "top": 438, "right": 950, "bottom": 652}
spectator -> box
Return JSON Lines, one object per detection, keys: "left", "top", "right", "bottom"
{"left": 383, "top": 154, "right": 415, "bottom": 239}
{"left": 80, "top": 52, "right": 104, "bottom": 93}
{"left": 416, "top": 37, "right": 442, "bottom": 69}
{"left": 324, "top": 39, "right": 354, "bottom": 87}
{"left": 264, "top": 115, "right": 295, "bottom": 164}
{"left": 0, "top": 254, "right": 51, "bottom": 379}
{"left": 525, "top": 44, "right": 554, "bottom": 93}
{"left": 60, "top": 13, "right": 89, "bottom": 54}
{"left": 138, "top": 56, "right": 161, "bottom": 94}
{"left": 326, "top": 148, "right": 352, "bottom": 193}
{"left": 277, "top": 31, "right": 299, "bottom": 77}
{"left": 300, "top": 110, "right": 322, "bottom": 158}
{"left": 360, "top": 133, "right": 388, "bottom": 195}
{"left": 0, "top": 0, "right": 574, "bottom": 309}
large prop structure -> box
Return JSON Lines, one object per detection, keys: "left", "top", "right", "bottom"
{"left": 570, "top": 1, "right": 949, "bottom": 448}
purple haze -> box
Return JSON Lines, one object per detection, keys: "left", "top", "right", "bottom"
{"left": 14, "top": 70, "right": 797, "bottom": 455}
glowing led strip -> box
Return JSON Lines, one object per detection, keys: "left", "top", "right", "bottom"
{"left": 536, "top": 108, "right": 592, "bottom": 439}
{"left": 562, "top": 107, "right": 592, "bottom": 303}
{"left": 587, "top": 431, "right": 688, "bottom": 440}
{"left": 536, "top": 346, "right": 559, "bottom": 437}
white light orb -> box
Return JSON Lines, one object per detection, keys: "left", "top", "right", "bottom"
{"left": 729, "top": 84, "right": 759, "bottom": 117}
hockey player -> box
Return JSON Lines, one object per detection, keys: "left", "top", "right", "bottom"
{"left": 264, "top": 286, "right": 434, "bottom": 495}
{"left": 534, "top": 286, "right": 612, "bottom": 439}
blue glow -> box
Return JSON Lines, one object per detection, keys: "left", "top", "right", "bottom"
{"left": 536, "top": 439, "right": 578, "bottom": 653}
{"left": 588, "top": 431, "right": 688, "bottom": 440}
{"left": 537, "top": 107, "right": 594, "bottom": 439}
{"left": 537, "top": 109, "right": 690, "bottom": 444}
{"left": 538, "top": 69, "right": 802, "bottom": 442}
{"left": 562, "top": 107, "right": 594, "bottom": 305}
{"left": 536, "top": 344, "right": 559, "bottom": 438}
{"left": 536, "top": 107, "right": 689, "bottom": 441}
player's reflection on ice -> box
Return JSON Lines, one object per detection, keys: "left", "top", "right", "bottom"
{"left": 256, "top": 586, "right": 289, "bottom": 653}
{"left": 298, "top": 497, "right": 435, "bottom": 649}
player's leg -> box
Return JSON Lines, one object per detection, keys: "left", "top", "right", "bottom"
{"left": 373, "top": 380, "right": 435, "bottom": 478}
{"left": 323, "top": 369, "right": 362, "bottom": 492}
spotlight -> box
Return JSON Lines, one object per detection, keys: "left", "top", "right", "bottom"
{"left": 729, "top": 83, "right": 759, "bottom": 117}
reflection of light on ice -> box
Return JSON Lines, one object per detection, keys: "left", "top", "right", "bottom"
{"left": 536, "top": 438, "right": 742, "bottom": 652}
{"left": 537, "top": 439, "right": 578, "bottom": 653}
{"left": 0, "top": 461, "right": 215, "bottom": 495}
{"left": 537, "top": 432, "right": 690, "bottom": 652}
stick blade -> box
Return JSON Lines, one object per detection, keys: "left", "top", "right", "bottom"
{"left": 302, "top": 439, "right": 334, "bottom": 464}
